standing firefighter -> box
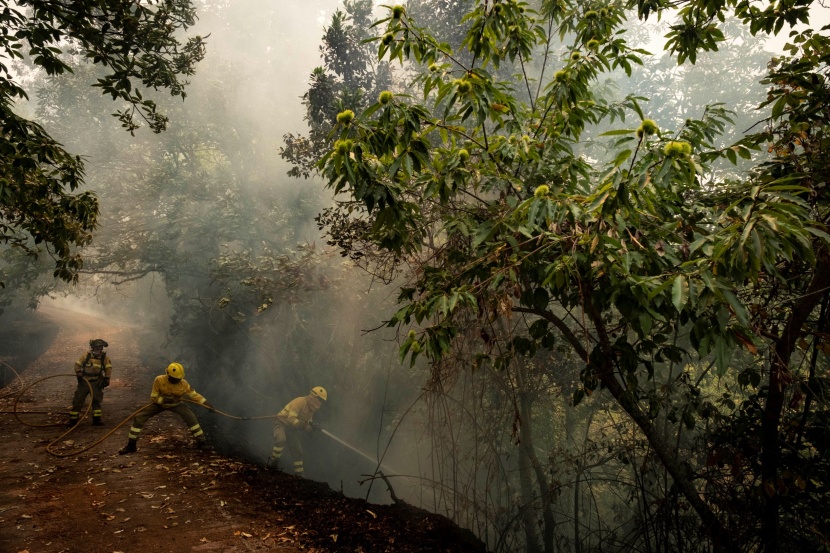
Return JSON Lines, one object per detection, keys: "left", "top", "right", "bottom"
{"left": 267, "top": 386, "right": 327, "bottom": 476}
{"left": 118, "top": 362, "right": 213, "bottom": 454}
{"left": 68, "top": 338, "right": 112, "bottom": 426}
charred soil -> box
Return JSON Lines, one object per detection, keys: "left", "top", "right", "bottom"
{"left": 0, "top": 306, "right": 487, "bottom": 553}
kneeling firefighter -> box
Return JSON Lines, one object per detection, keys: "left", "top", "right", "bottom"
{"left": 267, "top": 386, "right": 327, "bottom": 476}
{"left": 119, "top": 362, "right": 213, "bottom": 454}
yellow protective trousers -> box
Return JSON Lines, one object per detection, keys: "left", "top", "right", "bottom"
{"left": 70, "top": 378, "right": 105, "bottom": 420}
{"left": 128, "top": 403, "right": 205, "bottom": 443}
{"left": 269, "top": 421, "right": 305, "bottom": 475}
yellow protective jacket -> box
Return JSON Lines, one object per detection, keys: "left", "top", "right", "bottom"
{"left": 150, "top": 375, "right": 206, "bottom": 407}
{"left": 74, "top": 352, "right": 112, "bottom": 380}
{"left": 275, "top": 395, "right": 319, "bottom": 431}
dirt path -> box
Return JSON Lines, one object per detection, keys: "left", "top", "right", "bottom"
{"left": 0, "top": 306, "right": 487, "bottom": 553}
{"left": 1, "top": 306, "right": 306, "bottom": 552}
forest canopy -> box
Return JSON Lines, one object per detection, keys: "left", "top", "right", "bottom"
{"left": 284, "top": 0, "right": 830, "bottom": 551}
{"left": 1, "top": 0, "right": 829, "bottom": 552}
{"left": 0, "top": 0, "right": 205, "bottom": 284}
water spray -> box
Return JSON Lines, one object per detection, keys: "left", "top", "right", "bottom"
{"left": 319, "top": 428, "right": 398, "bottom": 474}
{"left": 318, "top": 428, "right": 413, "bottom": 503}
{"left": 3, "top": 366, "right": 405, "bottom": 488}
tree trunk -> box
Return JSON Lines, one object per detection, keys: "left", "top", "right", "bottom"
{"left": 760, "top": 253, "right": 830, "bottom": 552}
{"left": 517, "top": 362, "right": 555, "bottom": 553}
{"left": 573, "top": 463, "right": 582, "bottom": 553}
{"left": 599, "top": 372, "right": 733, "bottom": 549}
{"left": 516, "top": 362, "right": 554, "bottom": 553}
{"left": 578, "top": 297, "right": 735, "bottom": 551}
{"left": 518, "top": 433, "right": 542, "bottom": 553}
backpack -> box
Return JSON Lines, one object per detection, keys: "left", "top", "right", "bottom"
{"left": 81, "top": 352, "right": 107, "bottom": 378}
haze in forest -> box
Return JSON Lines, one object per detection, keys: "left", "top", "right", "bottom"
{"left": 2, "top": 1, "right": 830, "bottom": 552}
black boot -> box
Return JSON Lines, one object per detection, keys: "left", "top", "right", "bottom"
{"left": 92, "top": 416, "right": 104, "bottom": 426}
{"left": 118, "top": 439, "right": 137, "bottom": 455}
{"left": 66, "top": 418, "right": 79, "bottom": 427}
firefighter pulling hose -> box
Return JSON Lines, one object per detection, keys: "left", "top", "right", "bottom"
{"left": 3, "top": 365, "right": 408, "bottom": 506}
{"left": 2, "top": 360, "right": 357, "bottom": 481}
{"left": 118, "top": 362, "right": 214, "bottom": 454}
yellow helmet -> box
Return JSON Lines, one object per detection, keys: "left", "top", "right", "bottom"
{"left": 166, "top": 362, "right": 185, "bottom": 379}
{"left": 311, "top": 386, "right": 327, "bottom": 401}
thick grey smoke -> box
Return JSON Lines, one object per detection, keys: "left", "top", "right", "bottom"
{"left": 11, "top": 0, "right": 430, "bottom": 507}
{"left": 15, "top": 3, "right": 830, "bottom": 550}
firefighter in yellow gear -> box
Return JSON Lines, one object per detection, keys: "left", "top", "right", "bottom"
{"left": 118, "top": 362, "right": 213, "bottom": 454}
{"left": 267, "top": 386, "right": 327, "bottom": 475}
{"left": 68, "top": 338, "right": 113, "bottom": 426}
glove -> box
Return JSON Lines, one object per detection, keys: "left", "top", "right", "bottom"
{"left": 76, "top": 375, "right": 83, "bottom": 384}
{"left": 311, "top": 422, "right": 322, "bottom": 432}
{"left": 155, "top": 397, "right": 165, "bottom": 405}
{"left": 203, "top": 401, "right": 214, "bottom": 410}
{"left": 102, "top": 377, "right": 110, "bottom": 388}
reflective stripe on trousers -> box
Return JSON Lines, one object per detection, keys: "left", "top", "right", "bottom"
{"left": 269, "top": 446, "right": 284, "bottom": 461}
{"left": 71, "top": 378, "right": 105, "bottom": 416}
{"left": 127, "top": 403, "right": 203, "bottom": 442}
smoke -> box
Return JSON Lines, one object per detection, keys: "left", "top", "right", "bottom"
{"left": 0, "top": 0, "right": 443, "bottom": 510}
{"left": 0, "top": 308, "right": 60, "bottom": 386}
{"left": 188, "top": 0, "right": 335, "bottom": 168}
{"left": 189, "top": 272, "right": 427, "bottom": 505}
{"left": 6, "top": 2, "right": 830, "bottom": 551}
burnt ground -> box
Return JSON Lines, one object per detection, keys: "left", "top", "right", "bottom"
{"left": 0, "top": 306, "right": 487, "bottom": 553}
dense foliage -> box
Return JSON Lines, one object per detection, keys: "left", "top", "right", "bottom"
{"left": 2, "top": 0, "right": 828, "bottom": 551}
{"left": 0, "top": 0, "right": 205, "bottom": 284}
{"left": 2, "top": 4, "right": 412, "bottom": 503}
{"left": 291, "top": 0, "right": 830, "bottom": 551}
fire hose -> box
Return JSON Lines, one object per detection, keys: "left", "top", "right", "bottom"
{"left": 0, "top": 364, "right": 411, "bottom": 501}
{"left": 0, "top": 368, "right": 280, "bottom": 458}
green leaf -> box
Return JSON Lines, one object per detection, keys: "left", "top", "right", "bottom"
{"left": 672, "top": 275, "right": 689, "bottom": 312}
{"left": 771, "top": 96, "right": 787, "bottom": 119}
{"left": 714, "top": 336, "right": 732, "bottom": 376}
{"left": 647, "top": 277, "right": 674, "bottom": 300}
{"left": 472, "top": 221, "right": 495, "bottom": 249}
{"left": 639, "top": 312, "right": 652, "bottom": 336}
{"left": 630, "top": 97, "right": 645, "bottom": 119}
{"left": 720, "top": 288, "right": 748, "bottom": 326}
{"left": 613, "top": 149, "right": 632, "bottom": 167}
{"left": 599, "top": 129, "right": 636, "bottom": 136}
